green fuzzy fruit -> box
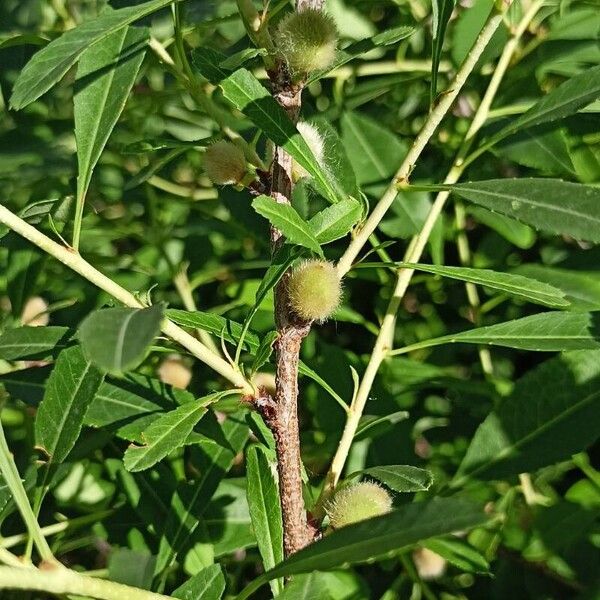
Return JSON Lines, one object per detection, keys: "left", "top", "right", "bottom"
{"left": 274, "top": 9, "right": 338, "bottom": 74}
{"left": 326, "top": 481, "right": 393, "bottom": 529}
{"left": 204, "top": 141, "right": 247, "bottom": 185}
{"left": 288, "top": 260, "right": 341, "bottom": 322}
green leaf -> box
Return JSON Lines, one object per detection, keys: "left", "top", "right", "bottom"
{"left": 108, "top": 548, "right": 155, "bottom": 589}
{"left": 352, "top": 465, "right": 433, "bottom": 493}
{"left": 309, "top": 197, "right": 362, "bottom": 244}
{"left": 172, "top": 564, "right": 226, "bottom": 600}
{"left": 123, "top": 393, "right": 220, "bottom": 472}
{"left": 79, "top": 304, "right": 164, "bottom": 373}
{"left": 251, "top": 330, "right": 278, "bottom": 373}
{"left": 277, "top": 572, "right": 335, "bottom": 600}
{"left": 512, "top": 264, "right": 600, "bottom": 311}
{"left": 453, "top": 350, "right": 600, "bottom": 485}
{"left": 167, "top": 309, "right": 260, "bottom": 351}
{"left": 75, "top": 24, "right": 148, "bottom": 215}
{"left": 395, "top": 311, "right": 600, "bottom": 354}
{"left": 0, "top": 326, "right": 70, "bottom": 361}
{"left": 431, "top": 0, "right": 456, "bottom": 103}
{"left": 341, "top": 112, "right": 407, "bottom": 186}
{"left": 477, "top": 64, "right": 600, "bottom": 155}
{"left": 397, "top": 263, "right": 570, "bottom": 308}
{"left": 467, "top": 205, "right": 535, "bottom": 249}
{"left": 155, "top": 414, "right": 249, "bottom": 574}
{"left": 216, "top": 69, "right": 343, "bottom": 204}
{"left": 306, "top": 26, "right": 415, "bottom": 84}
{"left": 493, "top": 127, "right": 576, "bottom": 177}
{"left": 246, "top": 445, "right": 284, "bottom": 596}
{"left": 35, "top": 345, "right": 104, "bottom": 464}
{"left": 265, "top": 498, "right": 487, "bottom": 580}
{"left": 449, "top": 179, "right": 600, "bottom": 243}
{"left": 422, "top": 537, "right": 489, "bottom": 573}
{"left": 252, "top": 195, "right": 323, "bottom": 256}
{"left": 10, "top": 0, "right": 174, "bottom": 110}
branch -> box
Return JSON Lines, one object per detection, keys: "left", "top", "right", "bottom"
{"left": 336, "top": 6, "right": 509, "bottom": 277}
{"left": 0, "top": 565, "right": 172, "bottom": 600}
{"left": 319, "top": 0, "right": 525, "bottom": 505}
{"left": 0, "top": 203, "right": 252, "bottom": 393}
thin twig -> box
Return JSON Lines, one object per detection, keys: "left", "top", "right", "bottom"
{"left": 318, "top": 0, "right": 527, "bottom": 506}
{"left": 0, "top": 203, "right": 252, "bottom": 392}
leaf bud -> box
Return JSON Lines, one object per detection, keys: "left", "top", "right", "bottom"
{"left": 287, "top": 259, "right": 341, "bottom": 322}
{"left": 326, "top": 481, "right": 393, "bottom": 529}
{"left": 274, "top": 9, "right": 338, "bottom": 75}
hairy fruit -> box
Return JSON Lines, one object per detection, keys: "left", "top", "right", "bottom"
{"left": 204, "top": 140, "right": 247, "bottom": 185}
{"left": 326, "top": 481, "right": 393, "bottom": 529}
{"left": 274, "top": 9, "right": 338, "bottom": 74}
{"left": 288, "top": 260, "right": 341, "bottom": 322}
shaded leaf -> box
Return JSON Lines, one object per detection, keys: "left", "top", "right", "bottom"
{"left": 79, "top": 304, "right": 164, "bottom": 373}
{"left": 422, "top": 537, "right": 489, "bottom": 573}
{"left": 35, "top": 345, "right": 104, "bottom": 464}
{"left": 172, "top": 564, "right": 226, "bottom": 600}
{"left": 449, "top": 179, "right": 600, "bottom": 243}
{"left": 453, "top": 350, "right": 600, "bottom": 485}
{"left": 10, "top": 0, "right": 174, "bottom": 109}
{"left": 0, "top": 326, "right": 70, "bottom": 361}
{"left": 246, "top": 445, "right": 284, "bottom": 596}
{"left": 431, "top": 0, "right": 456, "bottom": 103}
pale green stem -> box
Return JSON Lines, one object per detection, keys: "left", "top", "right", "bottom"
{"left": 0, "top": 420, "right": 54, "bottom": 562}
{"left": 454, "top": 200, "right": 494, "bottom": 376}
{"left": 2, "top": 510, "right": 113, "bottom": 550}
{"left": 0, "top": 565, "right": 172, "bottom": 600}
{"left": 0, "top": 547, "right": 29, "bottom": 568}
{"left": 336, "top": 7, "right": 509, "bottom": 277}
{"left": 320, "top": 0, "right": 537, "bottom": 504}
{"left": 0, "top": 203, "right": 252, "bottom": 392}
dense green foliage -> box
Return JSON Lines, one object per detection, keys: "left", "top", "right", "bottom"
{"left": 0, "top": 0, "right": 599, "bottom": 599}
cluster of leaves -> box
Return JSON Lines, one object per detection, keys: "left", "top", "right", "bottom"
{"left": 0, "top": 0, "right": 599, "bottom": 598}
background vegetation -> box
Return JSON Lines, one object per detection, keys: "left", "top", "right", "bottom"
{"left": 0, "top": 0, "right": 599, "bottom": 598}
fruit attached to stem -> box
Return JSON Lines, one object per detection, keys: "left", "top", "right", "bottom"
{"left": 287, "top": 259, "right": 341, "bottom": 322}
{"left": 326, "top": 481, "right": 393, "bottom": 529}
{"left": 204, "top": 140, "right": 248, "bottom": 185}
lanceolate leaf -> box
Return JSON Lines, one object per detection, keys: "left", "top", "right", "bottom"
{"left": 35, "top": 345, "right": 104, "bottom": 464}
{"left": 394, "top": 311, "right": 600, "bottom": 354}
{"left": 166, "top": 309, "right": 260, "bottom": 351}
{"left": 431, "top": 0, "right": 456, "bottom": 103}
{"left": 395, "top": 262, "right": 570, "bottom": 308}
{"left": 79, "top": 304, "right": 164, "bottom": 373}
{"left": 477, "top": 64, "right": 600, "bottom": 154}
{"left": 10, "top": 0, "right": 174, "bottom": 110}
{"left": 453, "top": 350, "right": 600, "bottom": 485}
{"left": 155, "top": 414, "right": 249, "bottom": 575}
{"left": 246, "top": 445, "right": 284, "bottom": 596}
{"left": 123, "top": 394, "right": 218, "bottom": 472}
{"left": 0, "top": 326, "right": 70, "bottom": 361}
{"left": 75, "top": 24, "right": 148, "bottom": 212}
{"left": 252, "top": 195, "right": 323, "bottom": 256}
{"left": 449, "top": 179, "right": 600, "bottom": 243}
{"left": 265, "top": 498, "right": 486, "bottom": 580}
{"left": 353, "top": 465, "right": 434, "bottom": 493}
